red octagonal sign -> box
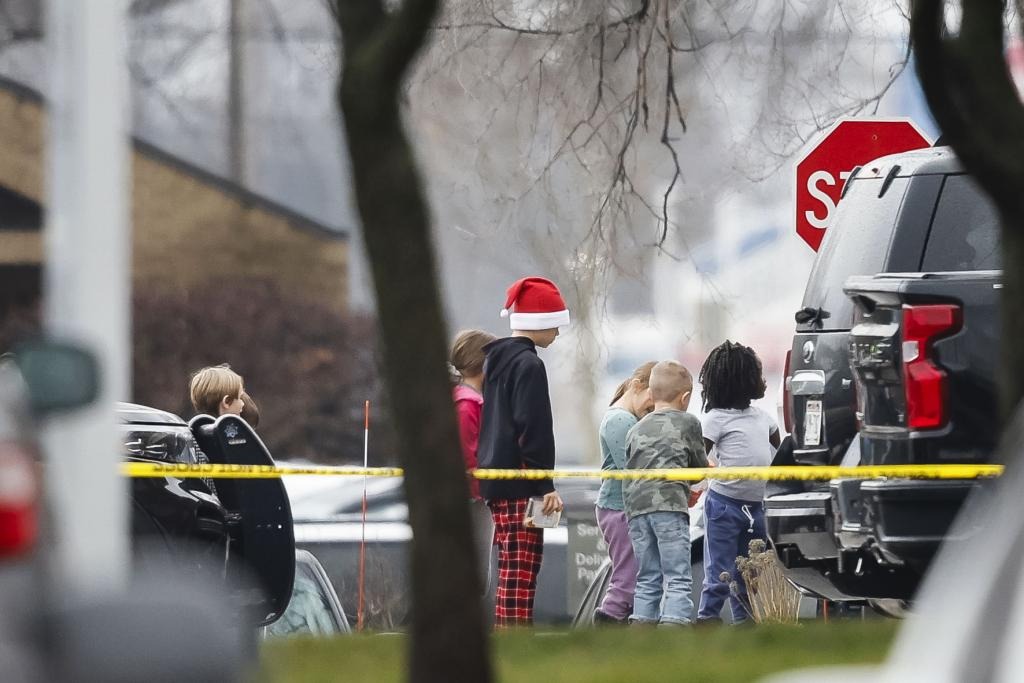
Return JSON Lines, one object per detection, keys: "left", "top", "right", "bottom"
{"left": 795, "top": 118, "right": 932, "bottom": 251}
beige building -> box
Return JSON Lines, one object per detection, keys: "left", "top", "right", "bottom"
{"left": 0, "top": 75, "right": 349, "bottom": 331}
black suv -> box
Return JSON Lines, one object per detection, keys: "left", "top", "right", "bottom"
{"left": 768, "top": 146, "right": 1000, "bottom": 602}
{"left": 122, "top": 403, "right": 295, "bottom": 625}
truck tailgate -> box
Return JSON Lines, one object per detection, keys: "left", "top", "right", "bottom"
{"left": 845, "top": 271, "right": 1000, "bottom": 464}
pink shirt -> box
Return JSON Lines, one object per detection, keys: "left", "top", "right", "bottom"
{"left": 453, "top": 384, "right": 484, "bottom": 500}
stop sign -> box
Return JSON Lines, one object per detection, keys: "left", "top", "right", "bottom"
{"left": 795, "top": 118, "right": 932, "bottom": 251}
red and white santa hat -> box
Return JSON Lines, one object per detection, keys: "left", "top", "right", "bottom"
{"left": 499, "top": 277, "right": 571, "bottom": 330}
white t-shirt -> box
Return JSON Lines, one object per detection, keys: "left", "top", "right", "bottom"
{"left": 701, "top": 406, "right": 779, "bottom": 502}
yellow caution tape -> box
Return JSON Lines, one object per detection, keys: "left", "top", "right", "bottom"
{"left": 121, "top": 462, "right": 405, "bottom": 479}
{"left": 121, "top": 462, "right": 1004, "bottom": 481}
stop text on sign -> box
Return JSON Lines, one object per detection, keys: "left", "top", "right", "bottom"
{"left": 805, "top": 170, "right": 853, "bottom": 230}
{"left": 795, "top": 118, "right": 932, "bottom": 251}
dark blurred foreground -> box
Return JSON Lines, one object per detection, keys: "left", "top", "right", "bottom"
{"left": 0, "top": 558, "right": 249, "bottom": 683}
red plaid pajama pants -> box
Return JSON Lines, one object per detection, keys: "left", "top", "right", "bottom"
{"left": 488, "top": 498, "right": 544, "bottom": 627}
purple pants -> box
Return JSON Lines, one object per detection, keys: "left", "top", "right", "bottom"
{"left": 595, "top": 506, "right": 639, "bottom": 620}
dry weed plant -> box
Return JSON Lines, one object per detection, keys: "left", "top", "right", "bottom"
{"left": 721, "top": 539, "right": 801, "bottom": 624}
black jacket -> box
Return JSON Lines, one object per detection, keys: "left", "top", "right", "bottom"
{"left": 477, "top": 336, "right": 556, "bottom": 500}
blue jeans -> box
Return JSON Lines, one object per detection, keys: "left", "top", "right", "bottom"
{"left": 627, "top": 511, "right": 693, "bottom": 625}
{"left": 698, "top": 489, "right": 766, "bottom": 624}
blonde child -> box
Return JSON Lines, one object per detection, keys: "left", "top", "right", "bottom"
{"left": 593, "top": 361, "right": 656, "bottom": 624}
{"left": 189, "top": 364, "right": 245, "bottom": 417}
{"left": 450, "top": 329, "right": 499, "bottom": 594}
{"left": 450, "top": 330, "right": 497, "bottom": 500}
{"left": 623, "top": 361, "right": 708, "bottom": 626}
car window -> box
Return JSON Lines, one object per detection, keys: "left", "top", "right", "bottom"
{"left": 334, "top": 488, "right": 405, "bottom": 515}
{"left": 290, "top": 479, "right": 404, "bottom": 520}
{"left": 265, "top": 561, "right": 340, "bottom": 637}
{"left": 801, "top": 177, "right": 909, "bottom": 330}
{"left": 359, "top": 501, "right": 409, "bottom": 521}
{"left": 921, "top": 174, "right": 1001, "bottom": 271}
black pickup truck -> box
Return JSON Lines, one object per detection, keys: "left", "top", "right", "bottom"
{"left": 844, "top": 273, "right": 999, "bottom": 581}
{"left": 767, "top": 147, "right": 1001, "bottom": 603}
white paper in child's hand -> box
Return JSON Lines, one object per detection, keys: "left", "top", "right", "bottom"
{"left": 523, "top": 497, "right": 561, "bottom": 528}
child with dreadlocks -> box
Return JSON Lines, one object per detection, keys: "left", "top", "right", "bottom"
{"left": 696, "top": 340, "right": 780, "bottom": 625}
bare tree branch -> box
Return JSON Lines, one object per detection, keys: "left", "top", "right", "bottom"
{"left": 432, "top": 0, "right": 650, "bottom": 37}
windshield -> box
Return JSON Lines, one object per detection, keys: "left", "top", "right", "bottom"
{"left": 801, "top": 176, "right": 910, "bottom": 330}
{"left": 265, "top": 560, "right": 342, "bottom": 638}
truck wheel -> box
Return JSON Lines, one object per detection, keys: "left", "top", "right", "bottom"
{"left": 868, "top": 598, "right": 909, "bottom": 619}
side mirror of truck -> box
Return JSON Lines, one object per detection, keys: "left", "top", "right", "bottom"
{"left": 7, "top": 339, "right": 99, "bottom": 416}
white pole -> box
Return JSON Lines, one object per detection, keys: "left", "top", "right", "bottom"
{"left": 43, "top": 0, "right": 131, "bottom": 597}
{"left": 228, "top": 0, "right": 247, "bottom": 184}
{"left": 357, "top": 400, "right": 369, "bottom": 630}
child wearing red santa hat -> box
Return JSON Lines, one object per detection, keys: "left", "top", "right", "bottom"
{"left": 477, "top": 276, "right": 569, "bottom": 627}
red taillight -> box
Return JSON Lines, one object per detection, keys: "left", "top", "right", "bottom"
{"left": 0, "top": 446, "right": 37, "bottom": 558}
{"left": 901, "top": 304, "right": 961, "bottom": 430}
{"left": 783, "top": 350, "right": 793, "bottom": 434}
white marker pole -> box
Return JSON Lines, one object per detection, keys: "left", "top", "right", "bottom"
{"left": 43, "top": 0, "right": 131, "bottom": 597}
{"left": 357, "top": 400, "right": 369, "bottom": 630}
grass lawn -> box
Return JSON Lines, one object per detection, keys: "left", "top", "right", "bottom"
{"left": 261, "top": 621, "right": 899, "bottom": 682}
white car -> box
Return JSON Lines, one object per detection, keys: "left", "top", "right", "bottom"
{"left": 282, "top": 471, "right": 600, "bottom": 624}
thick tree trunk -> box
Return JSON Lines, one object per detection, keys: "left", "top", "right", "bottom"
{"left": 997, "top": 227, "right": 1024, "bottom": 424}
{"left": 332, "top": 2, "right": 491, "bottom": 681}
{"left": 911, "top": 0, "right": 1024, "bottom": 426}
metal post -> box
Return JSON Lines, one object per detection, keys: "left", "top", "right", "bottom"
{"left": 228, "top": 0, "right": 246, "bottom": 183}
{"left": 43, "top": 0, "right": 131, "bottom": 597}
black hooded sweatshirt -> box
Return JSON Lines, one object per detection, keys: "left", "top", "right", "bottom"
{"left": 477, "top": 336, "right": 556, "bottom": 500}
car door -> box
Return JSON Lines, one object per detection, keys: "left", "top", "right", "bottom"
{"left": 191, "top": 414, "right": 295, "bottom": 626}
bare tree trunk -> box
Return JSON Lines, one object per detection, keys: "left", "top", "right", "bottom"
{"left": 332, "top": 2, "right": 491, "bottom": 681}
{"left": 911, "top": 0, "right": 1024, "bottom": 425}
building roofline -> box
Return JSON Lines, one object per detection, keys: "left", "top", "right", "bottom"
{"left": 0, "top": 74, "right": 350, "bottom": 241}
